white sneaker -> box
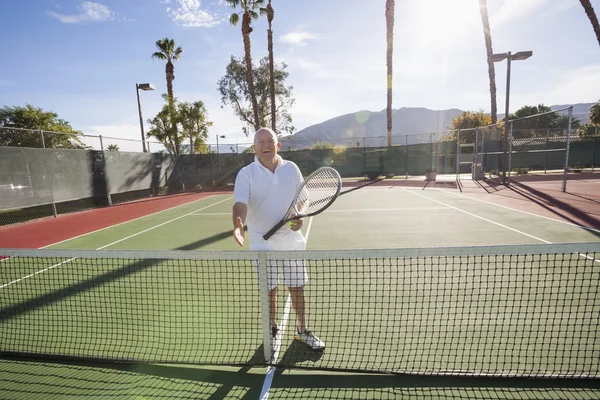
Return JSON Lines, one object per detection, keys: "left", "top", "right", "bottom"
{"left": 295, "top": 328, "right": 325, "bottom": 350}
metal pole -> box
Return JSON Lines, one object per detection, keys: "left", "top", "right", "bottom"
{"left": 39, "top": 130, "right": 46, "bottom": 148}
{"left": 216, "top": 134, "right": 221, "bottom": 173}
{"left": 99, "top": 135, "right": 113, "bottom": 206}
{"left": 136, "top": 84, "right": 147, "bottom": 153}
{"left": 502, "top": 52, "right": 512, "bottom": 185}
{"left": 508, "top": 122, "right": 513, "bottom": 184}
{"left": 592, "top": 136, "right": 597, "bottom": 173}
{"left": 405, "top": 135, "right": 408, "bottom": 178}
{"left": 562, "top": 107, "right": 573, "bottom": 192}
{"left": 544, "top": 130, "right": 549, "bottom": 174}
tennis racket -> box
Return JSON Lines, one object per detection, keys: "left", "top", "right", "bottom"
{"left": 263, "top": 167, "right": 342, "bottom": 240}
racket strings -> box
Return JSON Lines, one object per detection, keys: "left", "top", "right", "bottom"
{"left": 297, "top": 169, "right": 340, "bottom": 214}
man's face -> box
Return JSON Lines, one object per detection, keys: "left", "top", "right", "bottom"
{"left": 254, "top": 130, "right": 280, "bottom": 163}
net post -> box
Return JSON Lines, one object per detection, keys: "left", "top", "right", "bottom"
{"left": 562, "top": 107, "right": 573, "bottom": 192}
{"left": 258, "top": 251, "right": 273, "bottom": 363}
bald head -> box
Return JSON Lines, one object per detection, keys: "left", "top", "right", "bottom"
{"left": 254, "top": 128, "right": 278, "bottom": 145}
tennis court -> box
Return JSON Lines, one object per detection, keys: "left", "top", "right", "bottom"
{"left": 2, "top": 182, "right": 600, "bottom": 399}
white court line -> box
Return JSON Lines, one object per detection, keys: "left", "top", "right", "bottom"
{"left": 403, "top": 189, "right": 599, "bottom": 264}
{"left": 403, "top": 189, "right": 551, "bottom": 243}
{"left": 260, "top": 216, "right": 314, "bottom": 400}
{"left": 190, "top": 207, "right": 449, "bottom": 217}
{"left": 432, "top": 188, "right": 600, "bottom": 234}
{"left": 0, "top": 196, "right": 233, "bottom": 289}
{"left": 0, "top": 194, "right": 224, "bottom": 263}
{"left": 42, "top": 195, "right": 228, "bottom": 248}
{"left": 0, "top": 257, "right": 77, "bottom": 289}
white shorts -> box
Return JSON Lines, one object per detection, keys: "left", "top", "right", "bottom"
{"left": 250, "top": 230, "right": 307, "bottom": 291}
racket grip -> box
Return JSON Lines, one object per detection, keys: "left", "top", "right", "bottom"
{"left": 263, "top": 219, "right": 288, "bottom": 240}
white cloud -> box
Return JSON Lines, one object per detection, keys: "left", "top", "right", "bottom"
{"left": 48, "top": 2, "right": 118, "bottom": 24}
{"left": 280, "top": 31, "right": 321, "bottom": 47}
{"left": 162, "top": 0, "right": 222, "bottom": 28}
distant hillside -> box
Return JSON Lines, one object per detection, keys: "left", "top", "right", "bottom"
{"left": 281, "top": 103, "right": 594, "bottom": 149}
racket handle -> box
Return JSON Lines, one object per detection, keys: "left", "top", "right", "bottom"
{"left": 263, "top": 219, "right": 288, "bottom": 240}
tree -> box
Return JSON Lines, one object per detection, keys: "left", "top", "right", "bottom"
{"left": 225, "top": 0, "right": 264, "bottom": 131}
{"left": 579, "top": 0, "right": 600, "bottom": 48}
{"left": 147, "top": 96, "right": 213, "bottom": 155}
{"left": 152, "top": 38, "right": 183, "bottom": 153}
{"left": 0, "top": 104, "right": 87, "bottom": 148}
{"left": 218, "top": 55, "right": 295, "bottom": 136}
{"left": 577, "top": 123, "right": 599, "bottom": 137}
{"left": 178, "top": 101, "right": 212, "bottom": 154}
{"left": 589, "top": 99, "right": 600, "bottom": 125}
{"left": 265, "top": 0, "right": 277, "bottom": 132}
{"left": 443, "top": 110, "right": 492, "bottom": 144}
{"left": 151, "top": 38, "right": 183, "bottom": 104}
{"left": 146, "top": 98, "right": 184, "bottom": 155}
{"left": 311, "top": 141, "right": 334, "bottom": 150}
{"left": 385, "top": 0, "right": 395, "bottom": 147}
{"left": 510, "top": 104, "right": 581, "bottom": 137}
{"left": 479, "top": 0, "right": 498, "bottom": 124}
{"left": 106, "top": 144, "right": 119, "bottom": 151}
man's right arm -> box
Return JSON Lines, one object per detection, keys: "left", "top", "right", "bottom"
{"left": 232, "top": 169, "right": 250, "bottom": 246}
{"left": 232, "top": 202, "right": 247, "bottom": 227}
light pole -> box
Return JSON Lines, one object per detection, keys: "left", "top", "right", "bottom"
{"left": 136, "top": 83, "right": 155, "bottom": 152}
{"left": 491, "top": 51, "right": 532, "bottom": 184}
{"left": 216, "top": 134, "right": 226, "bottom": 172}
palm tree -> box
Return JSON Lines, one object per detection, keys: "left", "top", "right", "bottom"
{"left": 151, "top": 38, "right": 183, "bottom": 103}
{"left": 385, "top": 0, "right": 395, "bottom": 147}
{"left": 479, "top": 0, "right": 498, "bottom": 125}
{"left": 579, "top": 0, "right": 600, "bottom": 48}
{"left": 226, "top": 0, "right": 264, "bottom": 131}
{"left": 152, "top": 37, "right": 183, "bottom": 154}
{"left": 265, "top": 0, "right": 276, "bottom": 132}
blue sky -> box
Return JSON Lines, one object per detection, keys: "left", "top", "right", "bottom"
{"left": 0, "top": 0, "right": 599, "bottom": 151}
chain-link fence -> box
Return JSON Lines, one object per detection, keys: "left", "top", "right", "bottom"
{"left": 506, "top": 107, "right": 599, "bottom": 201}
{"left": 1, "top": 107, "right": 598, "bottom": 227}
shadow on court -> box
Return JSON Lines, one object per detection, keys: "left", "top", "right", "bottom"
{"left": 2, "top": 355, "right": 600, "bottom": 400}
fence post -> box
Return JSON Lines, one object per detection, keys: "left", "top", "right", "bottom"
{"left": 561, "top": 107, "right": 573, "bottom": 192}
{"left": 405, "top": 135, "right": 409, "bottom": 178}
{"left": 456, "top": 130, "right": 461, "bottom": 180}
{"left": 508, "top": 122, "right": 513, "bottom": 184}
{"left": 99, "top": 135, "right": 113, "bottom": 206}
{"left": 593, "top": 136, "right": 598, "bottom": 173}
{"left": 39, "top": 130, "right": 46, "bottom": 148}
{"left": 544, "top": 130, "right": 549, "bottom": 174}
{"left": 319, "top": 140, "right": 323, "bottom": 166}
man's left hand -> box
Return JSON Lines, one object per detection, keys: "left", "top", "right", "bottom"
{"left": 289, "top": 218, "right": 303, "bottom": 231}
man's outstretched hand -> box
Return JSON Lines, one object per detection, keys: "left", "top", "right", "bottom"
{"left": 233, "top": 216, "right": 245, "bottom": 247}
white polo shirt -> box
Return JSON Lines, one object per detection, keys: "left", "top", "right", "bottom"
{"left": 234, "top": 155, "right": 303, "bottom": 239}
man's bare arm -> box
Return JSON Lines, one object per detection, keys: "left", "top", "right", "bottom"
{"left": 232, "top": 202, "right": 247, "bottom": 246}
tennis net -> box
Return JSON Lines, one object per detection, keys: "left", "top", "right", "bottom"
{"left": 1, "top": 243, "right": 599, "bottom": 378}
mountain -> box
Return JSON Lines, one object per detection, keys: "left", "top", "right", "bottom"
{"left": 281, "top": 103, "right": 594, "bottom": 150}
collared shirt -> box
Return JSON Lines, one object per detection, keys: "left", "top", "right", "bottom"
{"left": 234, "top": 155, "right": 304, "bottom": 237}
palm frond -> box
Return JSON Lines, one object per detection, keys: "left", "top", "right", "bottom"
{"left": 151, "top": 51, "right": 167, "bottom": 60}
{"left": 174, "top": 46, "right": 183, "bottom": 60}
{"left": 230, "top": 12, "right": 240, "bottom": 25}
{"left": 224, "top": 0, "right": 239, "bottom": 8}
{"left": 249, "top": 10, "right": 259, "bottom": 19}
{"left": 259, "top": 7, "right": 267, "bottom": 16}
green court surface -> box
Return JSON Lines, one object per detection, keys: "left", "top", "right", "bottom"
{"left": 2, "top": 188, "right": 600, "bottom": 399}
